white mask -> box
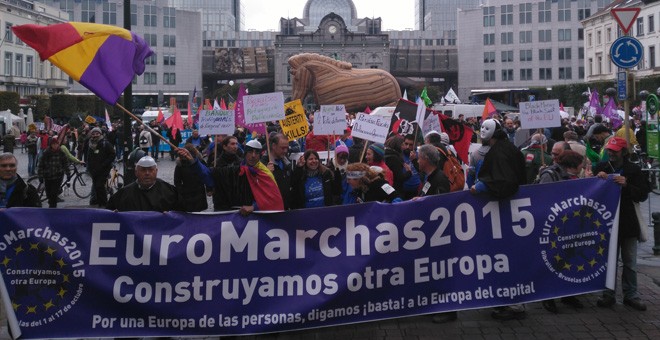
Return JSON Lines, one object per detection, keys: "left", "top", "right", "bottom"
{"left": 480, "top": 119, "right": 500, "bottom": 141}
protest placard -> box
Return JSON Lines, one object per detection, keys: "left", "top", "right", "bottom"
{"left": 244, "top": 92, "right": 285, "bottom": 124}
{"left": 279, "top": 100, "right": 309, "bottom": 140}
{"left": 315, "top": 105, "right": 347, "bottom": 135}
{"left": 351, "top": 112, "right": 391, "bottom": 144}
{"left": 198, "top": 109, "right": 235, "bottom": 136}
{"left": 519, "top": 99, "right": 561, "bottom": 129}
{"left": 422, "top": 112, "right": 442, "bottom": 136}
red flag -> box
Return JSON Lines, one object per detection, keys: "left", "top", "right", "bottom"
{"left": 438, "top": 113, "right": 473, "bottom": 164}
{"left": 220, "top": 98, "right": 227, "bottom": 110}
{"left": 481, "top": 98, "right": 497, "bottom": 120}
{"left": 240, "top": 163, "right": 284, "bottom": 211}
{"left": 187, "top": 101, "right": 193, "bottom": 127}
{"left": 205, "top": 99, "right": 213, "bottom": 110}
{"left": 560, "top": 102, "right": 565, "bottom": 112}
{"left": 194, "top": 103, "right": 203, "bottom": 126}
{"left": 165, "top": 107, "right": 184, "bottom": 136}
{"left": 156, "top": 108, "right": 165, "bottom": 124}
{"left": 364, "top": 106, "right": 372, "bottom": 114}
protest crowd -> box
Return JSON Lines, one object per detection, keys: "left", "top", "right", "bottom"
{"left": 1, "top": 87, "right": 652, "bottom": 327}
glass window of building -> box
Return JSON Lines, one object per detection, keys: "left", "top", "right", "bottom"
{"left": 164, "top": 55, "right": 176, "bottom": 66}
{"left": 539, "top": 68, "right": 552, "bottom": 80}
{"left": 519, "top": 3, "right": 532, "bottom": 24}
{"left": 164, "top": 73, "right": 176, "bottom": 85}
{"left": 520, "top": 31, "right": 532, "bottom": 44}
{"left": 558, "top": 29, "right": 571, "bottom": 41}
{"left": 650, "top": 46, "right": 656, "bottom": 68}
{"left": 483, "top": 6, "right": 495, "bottom": 27}
{"left": 578, "top": 28, "right": 584, "bottom": 41}
{"left": 131, "top": 4, "right": 137, "bottom": 26}
{"left": 145, "top": 34, "right": 157, "bottom": 47}
{"left": 520, "top": 49, "right": 533, "bottom": 62}
{"left": 558, "top": 0, "right": 571, "bottom": 22}
{"left": 649, "top": 15, "right": 655, "bottom": 33}
{"left": 539, "top": 48, "right": 552, "bottom": 61}
{"left": 81, "top": 0, "right": 96, "bottom": 23}
{"left": 559, "top": 48, "right": 572, "bottom": 60}
{"left": 484, "top": 52, "right": 495, "bottom": 63}
{"left": 520, "top": 69, "right": 532, "bottom": 80}
{"left": 59, "top": 0, "right": 74, "bottom": 21}
{"left": 484, "top": 33, "right": 495, "bottom": 45}
{"left": 103, "top": 2, "right": 117, "bottom": 25}
{"left": 145, "top": 5, "right": 157, "bottom": 27}
{"left": 26, "top": 56, "right": 33, "bottom": 78}
{"left": 579, "top": 66, "right": 585, "bottom": 79}
{"left": 501, "top": 50, "right": 513, "bottom": 62}
{"left": 637, "top": 18, "right": 644, "bottom": 36}
{"left": 164, "top": 7, "right": 176, "bottom": 28}
{"left": 501, "top": 5, "right": 513, "bottom": 25}
{"left": 559, "top": 67, "right": 572, "bottom": 79}
{"left": 4, "top": 52, "right": 12, "bottom": 76}
{"left": 597, "top": 30, "right": 601, "bottom": 44}
{"left": 164, "top": 35, "right": 176, "bottom": 48}
{"left": 14, "top": 54, "right": 22, "bottom": 77}
{"left": 5, "top": 22, "right": 13, "bottom": 43}
{"left": 578, "top": 0, "right": 591, "bottom": 20}
{"left": 145, "top": 55, "right": 156, "bottom": 65}
{"left": 501, "top": 32, "right": 513, "bottom": 44}
{"left": 538, "top": 1, "right": 551, "bottom": 23}
{"left": 579, "top": 47, "right": 584, "bottom": 60}
{"left": 144, "top": 72, "right": 157, "bottom": 85}
{"left": 502, "top": 69, "right": 513, "bottom": 81}
{"left": 484, "top": 70, "right": 495, "bottom": 82}
{"left": 539, "top": 29, "right": 551, "bottom": 42}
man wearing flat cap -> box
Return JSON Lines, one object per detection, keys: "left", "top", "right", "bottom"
{"left": 107, "top": 156, "right": 182, "bottom": 212}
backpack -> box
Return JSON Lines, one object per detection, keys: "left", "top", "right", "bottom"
{"left": 533, "top": 164, "right": 561, "bottom": 184}
{"left": 437, "top": 147, "right": 465, "bottom": 192}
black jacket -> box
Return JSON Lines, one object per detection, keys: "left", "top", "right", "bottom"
{"left": 174, "top": 159, "right": 208, "bottom": 212}
{"left": 593, "top": 159, "right": 649, "bottom": 239}
{"left": 478, "top": 139, "right": 526, "bottom": 199}
{"left": 384, "top": 148, "right": 411, "bottom": 194}
{"left": 291, "top": 166, "right": 334, "bottom": 209}
{"left": 419, "top": 168, "right": 450, "bottom": 197}
{"left": 262, "top": 156, "right": 293, "bottom": 210}
{"left": 352, "top": 178, "right": 401, "bottom": 203}
{"left": 3, "top": 175, "right": 41, "bottom": 208}
{"left": 106, "top": 179, "right": 182, "bottom": 212}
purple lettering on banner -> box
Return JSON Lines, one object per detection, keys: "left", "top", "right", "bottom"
{"left": 0, "top": 178, "right": 619, "bottom": 339}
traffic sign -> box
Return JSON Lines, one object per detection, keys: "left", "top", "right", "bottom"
{"left": 617, "top": 72, "right": 627, "bottom": 101}
{"left": 610, "top": 36, "right": 643, "bottom": 69}
{"left": 611, "top": 8, "right": 641, "bottom": 34}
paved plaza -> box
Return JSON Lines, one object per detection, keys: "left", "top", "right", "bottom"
{"left": 1, "top": 150, "right": 659, "bottom": 339}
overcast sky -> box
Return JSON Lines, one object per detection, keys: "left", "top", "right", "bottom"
{"left": 243, "top": 0, "right": 415, "bottom": 31}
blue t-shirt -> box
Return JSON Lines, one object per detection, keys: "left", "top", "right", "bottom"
{"left": 304, "top": 175, "right": 325, "bottom": 208}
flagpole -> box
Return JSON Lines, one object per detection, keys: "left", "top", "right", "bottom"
{"left": 115, "top": 103, "right": 177, "bottom": 149}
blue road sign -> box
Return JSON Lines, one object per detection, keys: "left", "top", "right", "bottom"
{"left": 617, "top": 71, "right": 627, "bottom": 101}
{"left": 610, "top": 36, "right": 643, "bottom": 69}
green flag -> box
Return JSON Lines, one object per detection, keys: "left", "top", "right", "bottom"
{"left": 420, "top": 87, "right": 432, "bottom": 107}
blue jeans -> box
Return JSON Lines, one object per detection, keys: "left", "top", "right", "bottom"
{"left": 27, "top": 153, "right": 37, "bottom": 176}
{"left": 603, "top": 236, "right": 638, "bottom": 300}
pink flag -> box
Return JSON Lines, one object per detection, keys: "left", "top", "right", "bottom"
{"left": 601, "top": 98, "right": 622, "bottom": 130}
{"left": 234, "top": 83, "right": 266, "bottom": 135}
{"left": 187, "top": 101, "right": 193, "bottom": 127}
{"left": 104, "top": 108, "right": 113, "bottom": 131}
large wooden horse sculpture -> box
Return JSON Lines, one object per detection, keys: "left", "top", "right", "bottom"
{"left": 288, "top": 53, "right": 401, "bottom": 112}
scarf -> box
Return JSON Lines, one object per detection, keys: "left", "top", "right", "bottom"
{"left": 0, "top": 175, "right": 18, "bottom": 194}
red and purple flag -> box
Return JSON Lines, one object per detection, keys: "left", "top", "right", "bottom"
{"left": 12, "top": 22, "right": 154, "bottom": 105}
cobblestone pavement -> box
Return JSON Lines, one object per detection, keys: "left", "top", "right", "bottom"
{"left": 2, "top": 151, "right": 659, "bottom": 339}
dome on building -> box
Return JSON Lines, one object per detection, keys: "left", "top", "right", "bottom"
{"left": 303, "top": 0, "right": 357, "bottom": 30}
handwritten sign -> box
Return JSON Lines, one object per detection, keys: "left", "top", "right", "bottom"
{"left": 244, "top": 92, "right": 285, "bottom": 124}
{"left": 422, "top": 113, "right": 442, "bottom": 137}
{"left": 315, "top": 105, "right": 347, "bottom": 135}
{"left": 279, "top": 100, "right": 309, "bottom": 140}
{"left": 198, "top": 109, "right": 235, "bottom": 136}
{"left": 351, "top": 112, "right": 391, "bottom": 144}
{"left": 519, "top": 99, "right": 561, "bottom": 129}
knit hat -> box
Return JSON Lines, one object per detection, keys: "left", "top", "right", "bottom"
{"left": 439, "top": 132, "right": 450, "bottom": 146}
{"left": 335, "top": 144, "right": 349, "bottom": 155}
{"left": 90, "top": 127, "right": 102, "bottom": 134}
{"left": 369, "top": 143, "right": 385, "bottom": 158}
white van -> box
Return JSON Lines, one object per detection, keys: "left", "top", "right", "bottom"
{"left": 432, "top": 104, "right": 484, "bottom": 118}
{"left": 140, "top": 109, "right": 188, "bottom": 124}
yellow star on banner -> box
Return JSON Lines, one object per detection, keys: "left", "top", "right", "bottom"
{"left": 14, "top": 245, "right": 24, "bottom": 255}
{"left": 58, "top": 287, "right": 67, "bottom": 298}
{"left": 563, "top": 263, "right": 572, "bottom": 270}
{"left": 554, "top": 254, "right": 563, "bottom": 262}
{"left": 553, "top": 226, "right": 560, "bottom": 235}
{"left": 55, "top": 258, "right": 67, "bottom": 268}
{"left": 593, "top": 220, "right": 602, "bottom": 228}
{"left": 29, "top": 243, "right": 39, "bottom": 250}
{"left": 1, "top": 256, "right": 11, "bottom": 267}
{"left": 551, "top": 241, "right": 557, "bottom": 249}
{"left": 26, "top": 306, "right": 37, "bottom": 314}
{"left": 561, "top": 214, "right": 569, "bottom": 223}
{"left": 585, "top": 211, "right": 593, "bottom": 218}
{"left": 62, "top": 274, "right": 69, "bottom": 283}
{"left": 598, "top": 246, "right": 605, "bottom": 256}
{"left": 43, "top": 300, "right": 55, "bottom": 311}
{"left": 12, "top": 302, "right": 20, "bottom": 311}
{"left": 573, "top": 210, "right": 581, "bottom": 217}
{"left": 45, "top": 246, "right": 56, "bottom": 256}
{"left": 577, "top": 265, "right": 585, "bottom": 271}
{"left": 600, "top": 233, "right": 606, "bottom": 241}
{"left": 589, "top": 258, "right": 598, "bottom": 267}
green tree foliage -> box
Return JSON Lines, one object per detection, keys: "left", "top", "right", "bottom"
{"left": 0, "top": 91, "right": 20, "bottom": 115}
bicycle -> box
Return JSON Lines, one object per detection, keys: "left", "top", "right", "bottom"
{"left": 630, "top": 145, "right": 660, "bottom": 195}
{"left": 106, "top": 162, "right": 124, "bottom": 196}
{"left": 28, "top": 163, "right": 94, "bottom": 202}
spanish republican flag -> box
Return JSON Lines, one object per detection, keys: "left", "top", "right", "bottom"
{"left": 240, "top": 162, "right": 284, "bottom": 211}
{"left": 12, "top": 22, "right": 154, "bottom": 104}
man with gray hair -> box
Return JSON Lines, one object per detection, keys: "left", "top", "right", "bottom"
{"left": 416, "top": 144, "right": 450, "bottom": 197}
{"left": 0, "top": 152, "right": 40, "bottom": 208}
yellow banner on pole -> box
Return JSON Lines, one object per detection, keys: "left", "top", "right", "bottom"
{"left": 279, "top": 99, "right": 309, "bottom": 140}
